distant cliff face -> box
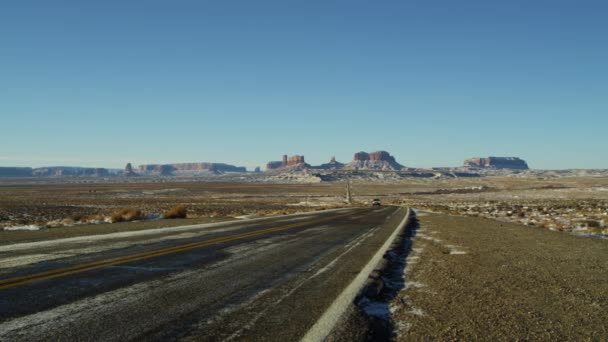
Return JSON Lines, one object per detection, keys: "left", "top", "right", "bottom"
{"left": 30, "top": 167, "right": 110, "bottom": 177}
{"left": 344, "top": 151, "right": 404, "bottom": 170}
{"left": 0, "top": 167, "right": 33, "bottom": 177}
{"left": 0, "top": 167, "right": 116, "bottom": 178}
{"left": 137, "top": 162, "right": 247, "bottom": 176}
{"left": 464, "top": 157, "right": 529, "bottom": 170}
{"left": 266, "top": 155, "right": 309, "bottom": 170}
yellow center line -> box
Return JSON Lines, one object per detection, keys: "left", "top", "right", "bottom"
{"left": 0, "top": 209, "right": 363, "bottom": 290}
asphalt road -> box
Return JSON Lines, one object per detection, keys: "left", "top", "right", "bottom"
{"left": 0, "top": 206, "right": 406, "bottom": 341}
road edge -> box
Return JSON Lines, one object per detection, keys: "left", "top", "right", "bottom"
{"left": 301, "top": 206, "right": 412, "bottom": 342}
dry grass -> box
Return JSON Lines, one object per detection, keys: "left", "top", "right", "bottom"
{"left": 163, "top": 205, "right": 188, "bottom": 219}
{"left": 111, "top": 208, "right": 143, "bottom": 223}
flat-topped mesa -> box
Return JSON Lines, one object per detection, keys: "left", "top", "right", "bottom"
{"left": 138, "top": 164, "right": 175, "bottom": 176}
{"left": 137, "top": 162, "right": 247, "bottom": 176}
{"left": 345, "top": 151, "right": 405, "bottom": 170}
{"left": 0, "top": 166, "right": 117, "bottom": 178}
{"left": 266, "top": 154, "right": 309, "bottom": 170}
{"left": 31, "top": 167, "right": 111, "bottom": 177}
{"left": 464, "top": 157, "right": 529, "bottom": 170}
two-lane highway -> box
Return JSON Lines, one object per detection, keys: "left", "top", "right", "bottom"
{"left": 0, "top": 206, "right": 407, "bottom": 341}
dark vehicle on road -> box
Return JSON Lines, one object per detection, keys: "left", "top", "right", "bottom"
{"left": 372, "top": 198, "right": 381, "bottom": 206}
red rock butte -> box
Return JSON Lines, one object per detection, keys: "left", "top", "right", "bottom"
{"left": 353, "top": 151, "right": 397, "bottom": 162}
{"left": 345, "top": 151, "right": 405, "bottom": 170}
{"left": 267, "top": 155, "right": 307, "bottom": 170}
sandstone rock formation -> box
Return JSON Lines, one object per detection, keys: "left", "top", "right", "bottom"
{"left": 138, "top": 162, "right": 247, "bottom": 176}
{"left": 344, "top": 151, "right": 404, "bottom": 170}
{"left": 266, "top": 155, "right": 310, "bottom": 170}
{"left": 464, "top": 157, "right": 529, "bottom": 170}
{"left": 314, "top": 156, "right": 345, "bottom": 170}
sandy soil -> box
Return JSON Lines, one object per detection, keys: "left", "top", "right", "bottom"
{"left": 391, "top": 212, "right": 608, "bottom": 340}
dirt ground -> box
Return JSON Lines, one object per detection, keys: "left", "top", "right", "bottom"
{"left": 0, "top": 181, "right": 352, "bottom": 229}
{"left": 2, "top": 176, "right": 607, "bottom": 239}
{"left": 392, "top": 212, "right": 608, "bottom": 340}
{"left": 3, "top": 176, "right": 607, "bottom": 225}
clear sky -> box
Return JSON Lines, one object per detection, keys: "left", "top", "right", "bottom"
{"left": 1, "top": 0, "right": 607, "bottom": 170}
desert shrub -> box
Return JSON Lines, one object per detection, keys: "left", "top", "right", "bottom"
{"left": 111, "top": 208, "right": 143, "bottom": 223}
{"left": 71, "top": 214, "right": 85, "bottom": 222}
{"left": 163, "top": 205, "right": 187, "bottom": 219}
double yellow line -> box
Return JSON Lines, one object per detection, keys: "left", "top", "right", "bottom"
{"left": 0, "top": 210, "right": 361, "bottom": 290}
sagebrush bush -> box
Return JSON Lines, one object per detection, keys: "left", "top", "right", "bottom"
{"left": 163, "top": 205, "right": 187, "bottom": 219}
{"left": 111, "top": 208, "right": 143, "bottom": 223}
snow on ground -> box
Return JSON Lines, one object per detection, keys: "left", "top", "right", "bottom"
{"left": 3, "top": 225, "right": 45, "bottom": 231}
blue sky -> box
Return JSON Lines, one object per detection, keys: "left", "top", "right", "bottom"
{"left": 1, "top": 0, "right": 607, "bottom": 170}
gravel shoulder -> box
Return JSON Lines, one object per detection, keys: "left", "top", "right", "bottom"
{"left": 392, "top": 211, "right": 608, "bottom": 340}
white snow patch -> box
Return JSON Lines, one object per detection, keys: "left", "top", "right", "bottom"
{"left": 408, "top": 307, "right": 425, "bottom": 316}
{"left": 404, "top": 281, "right": 426, "bottom": 290}
{"left": 416, "top": 233, "right": 443, "bottom": 243}
{"left": 0, "top": 254, "right": 75, "bottom": 268}
{"left": 3, "top": 225, "right": 45, "bottom": 231}
{"left": 235, "top": 215, "right": 257, "bottom": 219}
{"left": 394, "top": 320, "right": 412, "bottom": 336}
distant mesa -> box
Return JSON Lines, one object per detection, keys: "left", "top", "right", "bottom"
{"left": 266, "top": 151, "right": 404, "bottom": 171}
{"left": 32, "top": 167, "right": 111, "bottom": 177}
{"left": 344, "top": 151, "right": 405, "bottom": 171}
{"left": 266, "top": 155, "right": 310, "bottom": 171}
{"left": 0, "top": 153, "right": 535, "bottom": 179}
{"left": 137, "top": 162, "right": 247, "bottom": 176}
{"left": 315, "top": 156, "right": 345, "bottom": 170}
{"left": 0, "top": 162, "right": 247, "bottom": 178}
{"left": 464, "top": 157, "right": 529, "bottom": 170}
{"left": 0, "top": 166, "right": 116, "bottom": 178}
